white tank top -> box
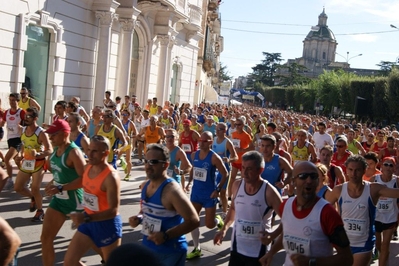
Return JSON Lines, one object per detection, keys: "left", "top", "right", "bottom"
{"left": 339, "top": 182, "right": 374, "bottom": 247}
{"left": 6, "top": 109, "right": 22, "bottom": 139}
{"left": 375, "top": 175, "right": 399, "bottom": 223}
{"left": 282, "top": 197, "right": 333, "bottom": 266}
{"left": 232, "top": 179, "right": 272, "bottom": 258}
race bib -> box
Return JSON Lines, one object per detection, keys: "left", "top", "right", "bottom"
{"left": 193, "top": 167, "right": 207, "bottom": 182}
{"left": 167, "top": 169, "right": 173, "bottom": 177}
{"left": 377, "top": 198, "right": 394, "bottom": 213}
{"left": 22, "top": 159, "right": 35, "bottom": 171}
{"left": 283, "top": 234, "right": 310, "bottom": 256}
{"left": 237, "top": 219, "right": 261, "bottom": 239}
{"left": 83, "top": 192, "right": 99, "bottom": 212}
{"left": 232, "top": 139, "right": 240, "bottom": 148}
{"left": 343, "top": 218, "right": 366, "bottom": 236}
{"left": 53, "top": 181, "right": 69, "bottom": 200}
{"left": 182, "top": 144, "right": 192, "bottom": 152}
{"left": 141, "top": 215, "right": 162, "bottom": 236}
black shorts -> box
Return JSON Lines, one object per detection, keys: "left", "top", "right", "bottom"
{"left": 375, "top": 221, "right": 398, "bottom": 233}
{"left": 229, "top": 250, "right": 263, "bottom": 266}
{"left": 0, "top": 127, "right": 4, "bottom": 139}
{"left": 7, "top": 137, "right": 22, "bottom": 151}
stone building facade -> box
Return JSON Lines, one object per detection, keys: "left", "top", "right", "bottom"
{"left": 0, "top": 0, "right": 223, "bottom": 123}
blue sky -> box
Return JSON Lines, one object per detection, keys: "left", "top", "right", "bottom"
{"left": 219, "top": 0, "right": 399, "bottom": 78}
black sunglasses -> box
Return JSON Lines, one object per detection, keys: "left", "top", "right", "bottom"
{"left": 383, "top": 163, "right": 394, "bottom": 168}
{"left": 296, "top": 172, "right": 319, "bottom": 180}
{"left": 144, "top": 159, "right": 167, "bottom": 165}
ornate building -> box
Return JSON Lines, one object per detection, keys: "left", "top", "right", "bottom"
{"left": 0, "top": 0, "right": 223, "bottom": 123}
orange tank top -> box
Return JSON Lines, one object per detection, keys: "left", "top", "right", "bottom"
{"left": 82, "top": 164, "right": 113, "bottom": 214}
{"left": 145, "top": 126, "right": 161, "bottom": 144}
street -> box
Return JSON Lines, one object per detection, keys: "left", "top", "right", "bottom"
{"left": 0, "top": 162, "right": 398, "bottom": 265}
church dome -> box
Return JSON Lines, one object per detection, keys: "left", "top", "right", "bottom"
{"left": 305, "top": 26, "right": 336, "bottom": 40}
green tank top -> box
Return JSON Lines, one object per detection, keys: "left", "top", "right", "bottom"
{"left": 49, "top": 142, "right": 83, "bottom": 200}
{"left": 347, "top": 141, "right": 359, "bottom": 154}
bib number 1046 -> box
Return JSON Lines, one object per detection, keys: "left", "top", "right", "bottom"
{"left": 286, "top": 241, "right": 305, "bottom": 254}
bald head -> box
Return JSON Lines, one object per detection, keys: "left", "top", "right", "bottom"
{"left": 293, "top": 161, "right": 318, "bottom": 178}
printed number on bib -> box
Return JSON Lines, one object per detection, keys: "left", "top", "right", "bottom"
{"left": 83, "top": 192, "right": 99, "bottom": 212}
{"left": 193, "top": 167, "right": 207, "bottom": 182}
{"left": 237, "top": 219, "right": 261, "bottom": 239}
{"left": 377, "top": 199, "right": 393, "bottom": 212}
{"left": 141, "top": 215, "right": 162, "bottom": 236}
{"left": 53, "top": 181, "right": 69, "bottom": 200}
{"left": 283, "top": 234, "right": 310, "bottom": 255}
{"left": 22, "top": 159, "right": 35, "bottom": 171}
{"left": 232, "top": 139, "right": 240, "bottom": 148}
{"left": 182, "top": 144, "right": 192, "bottom": 152}
{"left": 343, "top": 218, "right": 366, "bottom": 236}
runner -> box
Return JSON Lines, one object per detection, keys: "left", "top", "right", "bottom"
{"left": 14, "top": 107, "right": 53, "bottom": 222}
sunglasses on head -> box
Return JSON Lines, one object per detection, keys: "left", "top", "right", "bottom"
{"left": 383, "top": 163, "right": 394, "bottom": 168}
{"left": 296, "top": 172, "right": 319, "bottom": 180}
{"left": 144, "top": 159, "right": 166, "bottom": 165}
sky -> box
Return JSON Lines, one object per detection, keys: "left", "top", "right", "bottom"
{"left": 219, "top": 0, "right": 399, "bottom": 79}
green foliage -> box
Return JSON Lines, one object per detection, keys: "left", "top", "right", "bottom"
{"left": 388, "top": 69, "right": 399, "bottom": 122}
{"left": 376, "top": 61, "right": 398, "bottom": 76}
{"left": 277, "top": 62, "right": 311, "bottom": 86}
{"left": 373, "top": 77, "right": 388, "bottom": 121}
{"left": 218, "top": 62, "right": 233, "bottom": 82}
{"left": 251, "top": 52, "right": 283, "bottom": 86}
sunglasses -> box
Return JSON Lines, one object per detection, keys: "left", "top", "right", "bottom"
{"left": 216, "top": 128, "right": 225, "bottom": 131}
{"left": 25, "top": 115, "right": 35, "bottom": 119}
{"left": 368, "top": 135, "right": 374, "bottom": 138}
{"left": 20, "top": 93, "right": 27, "bottom": 95}
{"left": 103, "top": 114, "right": 113, "bottom": 118}
{"left": 122, "top": 114, "right": 129, "bottom": 116}
{"left": 336, "top": 145, "right": 345, "bottom": 148}
{"left": 235, "top": 124, "right": 243, "bottom": 126}
{"left": 198, "top": 139, "right": 212, "bottom": 142}
{"left": 297, "top": 172, "right": 319, "bottom": 180}
{"left": 144, "top": 159, "right": 166, "bottom": 165}
{"left": 383, "top": 163, "right": 394, "bottom": 168}
{"left": 165, "top": 135, "right": 175, "bottom": 139}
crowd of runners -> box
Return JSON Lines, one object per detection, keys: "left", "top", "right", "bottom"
{"left": 1, "top": 89, "right": 399, "bottom": 266}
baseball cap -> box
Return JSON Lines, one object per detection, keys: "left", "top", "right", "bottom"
{"left": 45, "top": 120, "right": 71, "bottom": 134}
{"left": 183, "top": 119, "right": 192, "bottom": 125}
{"left": 207, "top": 115, "right": 213, "bottom": 120}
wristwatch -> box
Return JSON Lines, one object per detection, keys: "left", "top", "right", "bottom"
{"left": 309, "top": 258, "right": 316, "bottom": 266}
{"left": 57, "top": 185, "right": 63, "bottom": 193}
{"left": 83, "top": 212, "right": 91, "bottom": 223}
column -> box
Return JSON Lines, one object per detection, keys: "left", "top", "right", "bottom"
{"left": 163, "top": 36, "right": 175, "bottom": 103}
{"left": 94, "top": 11, "right": 117, "bottom": 106}
{"left": 156, "top": 35, "right": 173, "bottom": 103}
{"left": 115, "top": 19, "right": 135, "bottom": 98}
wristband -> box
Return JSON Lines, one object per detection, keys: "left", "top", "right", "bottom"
{"left": 137, "top": 214, "right": 143, "bottom": 224}
{"left": 83, "top": 212, "right": 91, "bottom": 223}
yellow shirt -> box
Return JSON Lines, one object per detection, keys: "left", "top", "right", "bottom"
{"left": 19, "top": 97, "right": 31, "bottom": 111}
{"left": 291, "top": 141, "right": 310, "bottom": 163}
{"left": 97, "top": 124, "right": 117, "bottom": 163}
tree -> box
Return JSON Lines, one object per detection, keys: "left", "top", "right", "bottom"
{"left": 277, "top": 62, "right": 311, "bottom": 86}
{"left": 376, "top": 61, "right": 397, "bottom": 76}
{"left": 251, "top": 52, "right": 283, "bottom": 86}
{"left": 218, "top": 62, "right": 233, "bottom": 82}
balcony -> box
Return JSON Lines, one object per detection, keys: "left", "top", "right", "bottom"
{"left": 185, "top": 4, "right": 202, "bottom": 31}
{"left": 208, "top": 0, "right": 219, "bottom": 11}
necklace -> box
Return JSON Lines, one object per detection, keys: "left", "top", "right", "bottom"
{"left": 296, "top": 198, "right": 316, "bottom": 211}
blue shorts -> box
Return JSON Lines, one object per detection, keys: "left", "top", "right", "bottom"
{"left": 155, "top": 251, "right": 185, "bottom": 266}
{"left": 350, "top": 241, "right": 374, "bottom": 255}
{"left": 190, "top": 191, "right": 218, "bottom": 208}
{"left": 78, "top": 215, "right": 122, "bottom": 247}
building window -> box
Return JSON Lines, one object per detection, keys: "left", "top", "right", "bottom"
{"left": 323, "top": 52, "right": 326, "bottom": 59}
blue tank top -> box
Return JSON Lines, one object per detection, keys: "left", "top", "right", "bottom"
{"left": 261, "top": 154, "right": 282, "bottom": 187}
{"left": 168, "top": 147, "right": 181, "bottom": 183}
{"left": 203, "top": 124, "right": 216, "bottom": 136}
{"left": 74, "top": 132, "right": 84, "bottom": 149}
{"left": 192, "top": 150, "right": 217, "bottom": 193}
{"left": 317, "top": 185, "right": 329, "bottom": 199}
{"left": 88, "top": 119, "right": 103, "bottom": 138}
{"left": 212, "top": 137, "right": 230, "bottom": 171}
{"left": 122, "top": 119, "right": 130, "bottom": 133}
{"left": 141, "top": 178, "right": 187, "bottom": 253}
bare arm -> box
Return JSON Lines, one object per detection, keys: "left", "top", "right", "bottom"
{"left": 30, "top": 98, "right": 41, "bottom": 112}
{"left": 0, "top": 217, "right": 21, "bottom": 266}
{"left": 309, "top": 143, "right": 317, "bottom": 163}
{"left": 280, "top": 157, "right": 293, "bottom": 186}
{"left": 356, "top": 141, "right": 366, "bottom": 156}
{"left": 335, "top": 166, "right": 346, "bottom": 184}
{"left": 226, "top": 139, "right": 238, "bottom": 163}
{"left": 63, "top": 148, "right": 86, "bottom": 191}
{"left": 212, "top": 153, "right": 228, "bottom": 196}
{"left": 214, "top": 180, "right": 240, "bottom": 245}
{"left": 325, "top": 185, "right": 342, "bottom": 205}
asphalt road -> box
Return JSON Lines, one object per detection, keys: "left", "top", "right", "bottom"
{"left": 1, "top": 159, "right": 399, "bottom": 265}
